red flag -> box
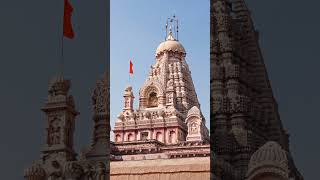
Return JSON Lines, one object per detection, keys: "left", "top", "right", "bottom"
{"left": 129, "top": 60, "right": 133, "bottom": 75}
{"left": 63, "top": 0, "right": 74, "bottom": 39}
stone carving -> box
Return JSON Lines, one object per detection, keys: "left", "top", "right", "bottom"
{"left": 124, "top": 99, "right": 129, "bottom": 108}
{"left": 185, "top": 106, "right": 209, "bottom": 142}
{"left": 212, "top": 0, "right": 303, "bottom": 179}
{"left": 148, "top": 92, "right": 158, "bottom": 107}
{"left": 64, "top": 162, "right": 83, "bottom": 179}
{"left": 247, "top": 141, "right": 289, "bottom": 180}
{"left": 166, "top": 92, "right": 174, "bottom": 104}
{"left": 139, "top": 80, "right": 164, "bottom": 99}
{"left": 92, "top": 73, "right": 108, "bottom": 114}
{"left": 190, "top": 122, "right": 198, "bottom": 134}
{"left": 124, "top": 86, "right": 132, "bottom": 94}
{"left": 48, "top": 161, "right": 62, "bottom": 180}
{"left": 157, "top": 110, "right": 165, "bottom": 118}
{"left": 83, "top": 164, "right": 96, "bottom": 180}
{"left": 167, "top": 79, "right": 174, "bottom": 87}
{"left": 96, "top": 162, "right": 106, "bottom": 180}
{"left": 48, "top": 117, "right": 61, "bottom": 145}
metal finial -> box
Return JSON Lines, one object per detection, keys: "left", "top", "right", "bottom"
{"left": 165, "top": 18, "right": 168, "bottom": 40}
{"left": 176, "top": 19, "right": 179, "bottom": 40}
{"left": 165, "top": 15, "right": 179, "bottom": 41}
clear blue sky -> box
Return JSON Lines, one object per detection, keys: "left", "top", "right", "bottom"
{"left": 110, "top": 0, "right": 210, "bottom": 136}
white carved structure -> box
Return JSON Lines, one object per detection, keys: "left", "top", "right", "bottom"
{"left": 113, "top": 26, "right": 209, "bottom": 145}
{"left": 110, "top": 17, "right": 210, "bottom": 180}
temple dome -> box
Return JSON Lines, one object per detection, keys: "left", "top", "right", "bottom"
{"left": 187, "top": 106, "right": 201, "bottom": 117}
{"left": 155, "top": 32, "right": 186, "bottom": 56}
{"left": 247, "top": 141, "right": 289, "bottom": 180}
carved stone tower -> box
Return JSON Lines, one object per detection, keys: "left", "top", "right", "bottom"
{"left": 110, "top": 17, "right": 210, "bottom": 179}
{"left": 113, "top": 16, "right": 209, "bottom": 145}
{"left": 25, "top": 72, "right": 110, "bottom": 180}
{"left": 41, "top": 74, "right": 79, "bottom": 162}
{"left": 211, "top": 0, "right": 303, "bottom": 179}
{"left": 85, "top": 72, "right": 110, "bottom": 161}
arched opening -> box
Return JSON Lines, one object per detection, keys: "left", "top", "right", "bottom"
{"left": 127, "top": 133, "right": 134, "bottom": 141}
{"left": 169, "top": 131, "right": 176, "bottom": 144}
{"left": 190, "top": 122, "right": 199, "bottom": 134}
{"left": 148, "top": 92, "right": 158, "bottom": 108}
{"left": 141, "top": 132, "right": 149, "bottom": 141}
{"left": 115, "top": 134, "right": 121, "bottom": 142}
{"left": 156, "top": 132, "right": 162, "bottom": 142}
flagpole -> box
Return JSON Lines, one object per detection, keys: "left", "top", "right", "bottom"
{"left": 59, "top": 0, "right": 65, "bottom": 76}
{"left": 128, "top": 73, "right": 130, "bottom": 83}
{"left": 128, "top": 68, "right": 131, "bottom": 85}
{"left": 59, "top": 0, "right": 74, "bottom": 77}
{"left": 60, "top": 31, "right": 64, "bottom": 76}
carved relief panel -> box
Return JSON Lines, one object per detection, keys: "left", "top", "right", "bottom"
{"left": 48, "top": 117, "right": 62, "bottom": 146}
{"left": 148, "top": 92, "right": 158, "bottom": 108}
{"left": 92, "top": 74, "right": 108, "bottom": 114}
{"left": 189, "top": 121, "right": 200, "bottom": 135}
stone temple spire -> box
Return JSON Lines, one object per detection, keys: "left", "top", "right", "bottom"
{"left": 211, "top": 0, "right": 303, "bottom": 179}
{"left": 41, "top": 74, "right": 79, "bottom": 162}
{"left": 24, "top": 73, "right": 80, "bottom": 180}
{"left": 114, "top": 16, "right": 209, "bottom": 146}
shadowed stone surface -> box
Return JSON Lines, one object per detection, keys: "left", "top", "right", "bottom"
{"left": 211, "top": 0, "right": 303, "bottom": 179}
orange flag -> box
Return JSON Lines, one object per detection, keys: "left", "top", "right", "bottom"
{"left": 63, "top": 0, "right": 74, "bottom": 39}
{"left": 129, "top": 60, "right": 133, "bottom": 75}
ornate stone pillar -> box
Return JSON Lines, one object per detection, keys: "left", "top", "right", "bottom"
{"left": 41, "top": 74, "right": 79, "bottom": 162}
{"left": 123, "top": 86, "right": 134, "bottom": 112}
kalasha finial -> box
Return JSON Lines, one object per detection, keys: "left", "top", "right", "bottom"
{"left": 165, "top": 15, "right": 179, "bottom": 41}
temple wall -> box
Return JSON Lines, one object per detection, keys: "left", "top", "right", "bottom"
{"left": 110, "top": 157, "right": 210, "bottom": 180}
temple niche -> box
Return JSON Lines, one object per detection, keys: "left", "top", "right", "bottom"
{"left": 48, "top": 117, "right": 61, "bottom": 146}
{"left": 148, "top": 92, "right": 158, "bottom": 108}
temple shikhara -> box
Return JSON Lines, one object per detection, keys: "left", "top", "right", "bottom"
{"left": 211, "top": 0, "right": 303, "bottom": 180}
{"left": 110, "top": 16, "right": 211, "bottom": 179}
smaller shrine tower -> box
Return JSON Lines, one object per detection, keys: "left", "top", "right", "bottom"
{"left": 41, "top": 74, "right": 79, "bottom": 162}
